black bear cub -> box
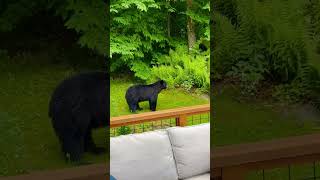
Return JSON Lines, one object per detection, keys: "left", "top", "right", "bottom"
{"left": 49, "top": 71, "right": 109, "bottom": 162}
{"left": 125, "top": 80, "right": 167, "bottom": 112}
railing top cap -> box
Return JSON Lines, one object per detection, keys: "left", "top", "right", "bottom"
{"left": 110, "top": 104, "right": 210, "bottom": 127}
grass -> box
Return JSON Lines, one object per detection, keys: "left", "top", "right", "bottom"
{"left": 0, "top": 53, "right": 106, "bottom": 176}
{"left": 110, "top": 77, "right": 209, "bottom": 137}
{"left": 212, "top": 93, "right": 320, "bottom": 146}
{"left": 110, "top": 78, "right": 209, "bottom": 117}
{"left": 212, "top": 88, "right": 320, "bottom": 179}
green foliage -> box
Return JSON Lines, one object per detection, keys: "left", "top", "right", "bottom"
{"left": 0, "top": 0, "right": 108, "bottom": 57}
{"left": 213, "top": 0, "right": 320, "bottom": 105}
{"left": 0, "top": 0, "right": 44, "bottom": 31}
{"left": 63, "top": 0, "right": 108, "bottom": 56}
{"left": 213, "top": 0, "right": 237, "bottom": 25}
{"left": 110, "top": 0, "right": 210, "bottom": 85}
{"left": 110, "top": 0, "right": 168, "bottom": 73}
{"left": 0, "top": 0, "right": 210, "bottom": 91}
{"left": 305, "top": 0, "right": 320, "bottom": 45}
{"left": 151, "top": 45, "right": 210, "bottom": 92}
{"left": 130, "top": 60, "right": 152, "bottom": 80}
{"left": 226, "top": 60, "right": 266, "bottom": 96}
{"left": 117, "top": 126, "right": 132, "bottom": 135}
{"left": 186, "top": 0, "right": 210, "bottom": 40}
{"left": 273, "top": 65, "right": 320, "bottom": 104}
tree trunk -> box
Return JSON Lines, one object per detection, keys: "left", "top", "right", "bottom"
{"left": 187, "top": 0, "right": 196, "bottom": 50}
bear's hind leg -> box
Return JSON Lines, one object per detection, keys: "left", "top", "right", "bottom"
{"left": 84, "top": 129, "right": 106, "bottom": 154}
{"left": 53, "top": 113, "right": 84, "bottom": 162}
{"left": 64, "top": 110, "right": 90, "bottom": 162}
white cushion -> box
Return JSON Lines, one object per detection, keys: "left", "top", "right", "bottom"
{"left": 110, "top": 130, "right": 178, "bottom": 180}
{"left": 167, "top": 123, "right": 210, "bottom": 179}
{"left": 183, "top": 173, "right": 210, "bottom": 180}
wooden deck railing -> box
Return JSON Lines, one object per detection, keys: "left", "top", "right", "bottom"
{"left": 212, "top": 133, "right": 320, "bottom": 180}
{"left": 0, "top": 104, "right": 210, "bottom": 180}
{"left": 110, "top": 104, "right": 210, "bottom": 128}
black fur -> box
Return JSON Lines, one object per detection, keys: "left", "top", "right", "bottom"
{"left": 125, "top": 80, "right": 167, "bottom": 112}
{"left": 199, "top": 43, "right": 208, "bottom": 52}
{"left": 49, "top": 71, "right": 109, "bottom": 162}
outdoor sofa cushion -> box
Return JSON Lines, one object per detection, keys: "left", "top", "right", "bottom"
{"left": 167, "top": 123, "right": 210, "bottom": 179}
{"left": 110, "top": 130, "right": 178, "bottom": 180}
{"left": 183, "top": 173, "right": 210, "bottom": 180}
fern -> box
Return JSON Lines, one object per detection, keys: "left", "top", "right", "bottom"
{"left": 151, "top": 45, "right": 210, "bottom": 92}
{"left": 213, "top": 0, "right": 320, "bottom": 105}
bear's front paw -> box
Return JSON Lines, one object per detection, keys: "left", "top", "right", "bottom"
{"left": 65, "top": 152, "right": 81, "bottom": 163}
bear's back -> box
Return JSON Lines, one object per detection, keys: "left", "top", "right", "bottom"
{"left": 49, "top": 71, "right": 109, "bottom": 118}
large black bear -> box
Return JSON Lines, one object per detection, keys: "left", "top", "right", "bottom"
{"left": 49, "top": 71, "right": 109, "bottom": 162}
{"left": 125, "top": 80, "right": 167, "bottom": 112}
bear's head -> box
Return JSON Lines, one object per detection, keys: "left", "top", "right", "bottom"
{"left": 159, "top": 80, "right": 167, "bottom": 89}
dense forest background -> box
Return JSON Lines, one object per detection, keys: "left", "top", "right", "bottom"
{"left": 110, "top": 0, "right": 210, "bottom": 92}
{"left": 0, "top": 0, "right": 210, "bottom": 92}
{"left": 0, "top": 0, "right": 107, "bottom": 58}
{"left": 212, "top": 0, "right": 320, "bottom": 109}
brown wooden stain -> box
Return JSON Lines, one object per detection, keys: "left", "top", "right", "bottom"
{"left": 0, "top": 164, "right": 107, "bottom": 180}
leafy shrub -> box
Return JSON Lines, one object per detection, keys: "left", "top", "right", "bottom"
{"left": 151, "top": 45, "right": 210, "bottom": 92}
{"left": 273, "top": 65, "right": 320, "bottom": 104}
{"left": 227, "top": 60, "right": 266, "bottom": 96}
{"left": 130, "top": 61, "right": 152, "bottom": 80}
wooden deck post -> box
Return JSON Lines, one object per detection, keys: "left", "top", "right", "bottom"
{"left": 176, "top": 114, "right": 187, "bottom": 127}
